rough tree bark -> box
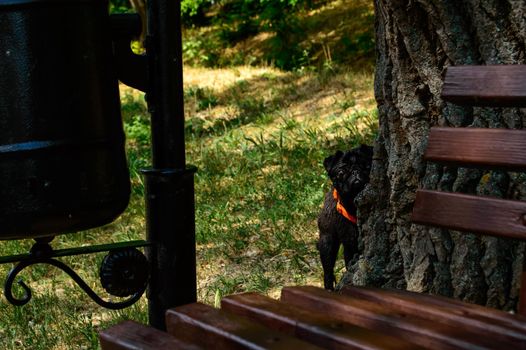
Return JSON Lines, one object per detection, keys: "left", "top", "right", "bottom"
{"left": 339, "top": 0, "right": 526, "bottom": 311}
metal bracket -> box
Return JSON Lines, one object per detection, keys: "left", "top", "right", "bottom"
{"left": 2, "top": 238, "right": 151, "bottom": 310}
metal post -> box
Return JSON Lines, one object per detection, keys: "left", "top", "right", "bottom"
{"left": 144, "top": 0, "right": 197, "bottom": 329}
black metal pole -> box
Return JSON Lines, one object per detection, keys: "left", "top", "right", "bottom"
{"left": 144, "top": 0, "right": 197, "bottom": 329}
{"left": 146, "top": 0, "right": 186, "bottom": 167}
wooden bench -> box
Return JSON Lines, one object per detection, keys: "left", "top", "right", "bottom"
{"left": 411, "top": 65, "right": 526, "bottom": 314}
{"left": 100, "top": 65, "right": 526, "bottom": 349}
{"left": 100, "top": 284, "right": 526, "bottom": 349}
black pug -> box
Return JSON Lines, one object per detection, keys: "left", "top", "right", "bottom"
{"left": 318, "top": 144, "right": 373, "bottom": 290}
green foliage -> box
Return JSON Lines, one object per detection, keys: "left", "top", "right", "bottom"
{"left": 182, "top": 33, "right": 222, "bottom": 67}
{"left": 218, "top": 0, "right": 312, "bottom": 70}
{"left": 215, "top": 0, "right": 262, "bottom": 44}
{"left": 257, "top": 0, "right": 312, "bottom": 70}
{"left": 109, "top": 0, "right": 133, "bottom": 14}
{"left": 109, "top": 0, "right": 375, "bottom": 71}
{"left": 181, "top": 0, "right": 314, "bottom": 70}
{"left": 182, "top": 0, "right": 212, "bottom": 17}
{"left": 181, "top": 0, "right": 214, "bottom": 25}
{"left": 182, "top": 0, "right": 375, "bottom": 71}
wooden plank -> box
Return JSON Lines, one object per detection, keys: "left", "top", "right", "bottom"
{"left": 424, "top": 127, "right": 526, "bottom": 171}
{"left": 341, "top": 286, "right": 526, "bottom": 331}
{"left": 165, "top": 302, "right": 322, "bottom": 350}
{"left": 281, "top": 286, "right": 507, "bottom": 350}
{"left": 99, "top": 320, "right": 202, "bottom": 350}
{"left": 340, "top": 286, "right": 526, "bottom": 347}
{"left": 222, "top": 292, "right": 422, "bottom": 350}
{"left": 411, "top": 190, "right": 526, "bottom": 240}
{"left": 442, "top": 65, "right": 526, "bottom": 107}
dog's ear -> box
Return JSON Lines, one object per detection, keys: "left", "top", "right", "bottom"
{"left": 342, "top": 151, "right": 356, "bottom": 164}
{"left": 359, "top": 144, "right": 373, "bottom": 160}
{"left": 323, "top": 150, "right": 343, "bottom": 172}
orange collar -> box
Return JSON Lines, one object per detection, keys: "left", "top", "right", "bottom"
{"left": 333, "top": 189, "right": 357, "bottom": 224}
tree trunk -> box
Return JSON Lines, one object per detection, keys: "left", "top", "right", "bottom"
{"left": 130, "top": 0, "right": 147, "bottom": 44}
{"left": 340, "top": 0, "right": 526, "bottom": 311}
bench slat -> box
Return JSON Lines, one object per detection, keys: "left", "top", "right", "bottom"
{"left": 340, "top": 286, "right": 526, "bottom": 347}
{"left": 99, "top": 320, "right": 202, "bottom": 350}
{"left": 165, "top": 302, "right": 322, "bottom": 350}
{"left": 222, "top": 292, "right": 422, "bottom": 350}
{"left": 412, "top": 190, "right": 526, "bottom": 240}
{"left": 424, "top": 127, "right": 526, "bottom": 171}
{"left": 281, "top": 286, "right": 505, "bottom": 350}
{"left": 442, "top": 65, "right": 526, "bottom": 106}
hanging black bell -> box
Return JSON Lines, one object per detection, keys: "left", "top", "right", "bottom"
{"left": 0, "top": 0, "right": 131, "bottom": 239}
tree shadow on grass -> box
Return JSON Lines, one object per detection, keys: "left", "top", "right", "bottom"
{"left": 184, "top": 65, "right": 375, "bottom": 138}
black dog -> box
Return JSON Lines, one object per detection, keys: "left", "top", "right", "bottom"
{"left": 317, "top": 144, "right": 373, "bottom": 290}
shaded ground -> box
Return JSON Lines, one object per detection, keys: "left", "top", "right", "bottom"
{"left": 183, "top": 0, "right": 375, "bottom": 70}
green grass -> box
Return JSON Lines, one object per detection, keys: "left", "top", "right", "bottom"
{"left": 0, "top": 65, "right": 376, "bottom": 349}
{"left": 0, "top": 0, "right": 378, "bottom": 346}
{"left": 182, "top": 0, "right": 375, "bottom": 71}
{"left": 0, "top": 66, "right": 376, "bottom": 349}
{"left": 0, "top": 9, "right": 379, "bottom": 344}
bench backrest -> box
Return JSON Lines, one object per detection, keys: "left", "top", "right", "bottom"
{"left": 411, "top": 65, "right": 526, "bottom": 314}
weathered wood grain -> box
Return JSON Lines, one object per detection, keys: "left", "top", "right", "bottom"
{"left": 165, "top": 302, "right": 322, "bottom": 349}
{"left": 424, "top": 127, "right": 526, "bottom": 171}
{"left": 221, "top": 292, "right": 422, "bottom": 350}
{"left": 281, "top": 286, "right": 506, "bottom": 350}
{"left": 412, "top": 190, "right": 526, "bottom": 240}
{"left": 340, "top": 285, "right": 526, "bottom": 347}
{"left": 442, "top": 65, "right": 526, "bottom": 106}
{"left": 99, "top": 320, "right": 202, "bottom": 350}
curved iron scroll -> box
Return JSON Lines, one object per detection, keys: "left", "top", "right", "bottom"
{"left": 4, "top": 257, "right": 146, "bottom": 310}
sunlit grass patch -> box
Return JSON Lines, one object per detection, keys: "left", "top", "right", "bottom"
{"left": 185, "top": 66, "right": 377, "bottom": 304}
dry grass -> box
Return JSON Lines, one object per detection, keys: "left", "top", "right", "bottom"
{"left": 184, "top": 65, "right": 375, "bottom": 137}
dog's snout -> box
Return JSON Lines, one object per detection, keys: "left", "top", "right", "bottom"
{"left": 350, "top": 173, "right": 368, "bottom": 189}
